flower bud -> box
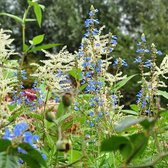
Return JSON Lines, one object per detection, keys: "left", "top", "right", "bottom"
{"left": 62, "top": 93, "right": 73, "bottom": 107}
{"left": 56, "top": 139, "right": 72, "bottom": 152}
{"left": 45, "top": 112, "right": 56, "bottom": 122}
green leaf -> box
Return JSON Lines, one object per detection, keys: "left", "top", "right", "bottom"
{"left": 27, "top": 113, "right": 43, "bottom": 121}
{"left": 18, "top": 143, "right": 47, "bottom": 167}
{"left": 139, "top": 118, "right": 155, "bottom": 129}
{"left": 112, "top": 74, "right": 136, "bottom": 92}
{"left": 0, "top": 152, "right": 18, "bottom": 168}
{"left": 121, "top": 110, "right": 138, "bottom": 115}
{"left": 45, "top": 133, "right": 55, "bottom": 149}
{"left": 56, "top": 102, "right": 65, "bottom": 118}
{"left": 0, "top": 139, "right": 12, "bottom": 152}
{"left": 0, "top": 13, "right": 23, "bottom": 24}
{"left": 32, "top": 34, "right": 44, "bottom": 45}
{"left": 69, "top": 68, "right": 82, "bottom": 80}
{"left": 157, "top": 90, "right": 168, "bottom": 99}
{"left": 28, "top": 43, "right": 61, "bottom": 52}
{"left": 23, "top": 44, "right": 29, "bottom": 52}
{"left": 8, "top": 110, "right": 23, "bottom": 122}
{"left": 101, "top": 136, "right": 132, "bottom": 158}
{"left": 54, "top": 112, "right": 71, "bottom": 125}
{"left": 67, "top": 150, "right": 82, "bottom": 164}
{"left": 34, "top": 3, "right": 42, "bottom": 27}
{"left": 114, "top": 116, "right": 145, "bottom": 132}
{"left": 130, "top": 104, "right": 139, "bottom": 112}
{"left": 79, "top": 83, "right": 87, "bottom": 91}
{"left": 128, "top": 133, "right": 148, "bottom": 158}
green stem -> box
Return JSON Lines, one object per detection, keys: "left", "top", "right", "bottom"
{"left": 125, "top": 152, "right": 168, "bottom": 168}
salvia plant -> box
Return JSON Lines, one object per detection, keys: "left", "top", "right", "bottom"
{"left": 0, "top": 1, "right": 168, "bottom": 168}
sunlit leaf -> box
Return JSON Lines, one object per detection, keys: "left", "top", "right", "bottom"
{"left": 34, "top": 3, "right": 42, "bottom": 27}
{"left": 158, "top": 90, "right": 168, "bottom": 99}
{"left": 32, "top": 34, "right": 44, "bottom": 45}
{"left": 112, "top": 74, "right": 136, "bottom": 92}
{"left": 28, "top": 43, "right": 61, "bottom": 52}
{"left": 0, "top": 13, "right": 23, "bottom": 24}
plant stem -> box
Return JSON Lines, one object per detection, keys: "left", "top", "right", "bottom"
{"left": 125, "top": 152, "right": 168, "bottom": 168}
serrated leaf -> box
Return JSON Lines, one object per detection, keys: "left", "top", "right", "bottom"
{"left": 28, "top": 43, "right": 61, "bottom": 52}
{"left": 32, "top": 34, "right": 44, "bottom": 45}
{"left": 112, "top": 74, "right": 136, "bottom": 92}
{"left": 34, "top": 3, "right": 42, "bottom": 27}
{"left": 0, "top": 152, "right": 18, "bottom": 168}
{"left": 0, "top": 13, "right": 23, "bottom": 24}
{"left": 157, "top": 90, "right": 168, "bottom": 99}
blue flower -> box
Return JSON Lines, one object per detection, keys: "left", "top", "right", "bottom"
{"left": 134, "top": 56, "right": 142, "bottom": 63}
{"left": 42, "top": 154, "right": 47, "bottom": 160}
{"left": 21, "top": 70, "right": 27, "bottom": 80}
{"left": 85, "top": 19, "right": 94, "bottom": 27}
{"left": 113, "top": 59, "right": 118, "bottom": 65}
{"left": 90, "top": 121, "right": 94, "bottom": 127}
{"left": 136, "top": 48, "right": 144, "bottom": 53}
{"left": 111, "top": 39, "right": 117, "bottom": 45}
{"left": 89, "top": 111, "right": 94, "bottom": 116}
{"left": 122, "top": 59, "right": 128, "bottom": 67}
{"left": 111, "top": 94, "right": 117, "bottom": 108}
{"left": 84, "top": 30, "right": 90, "bottom": 37}
{"left": 136, "top": 90, "right": 142, "bottom": 103}
{"left": 14, "top": 123, "right": 28, "bottom": 136}
{"left": 92, "top": 28, "right": 99, "bottom": 36}
{"left": 3, "top": 128, "right": 14, "bottom": 140}
{"left": 156, "top": 50, "right": 162, "bottom": 56}
{"left": 89, "top": 9, "right": 98, "bottom": 17}
{"left": 141, "top": 35, "right": 146, "bottom": 42}
{"left": 144, "top": 59, "right": 152, "bottom": 68}
{"left": 144, "top": 49, "right": 150, "bottom": 53}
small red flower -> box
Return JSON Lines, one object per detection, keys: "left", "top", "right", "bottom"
{"left": 23, "top": 89, "right": 37, "bottom": 101}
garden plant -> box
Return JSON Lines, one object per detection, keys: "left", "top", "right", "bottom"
{"left": 0, "top": 1, "right": 168, "bottom": 168}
